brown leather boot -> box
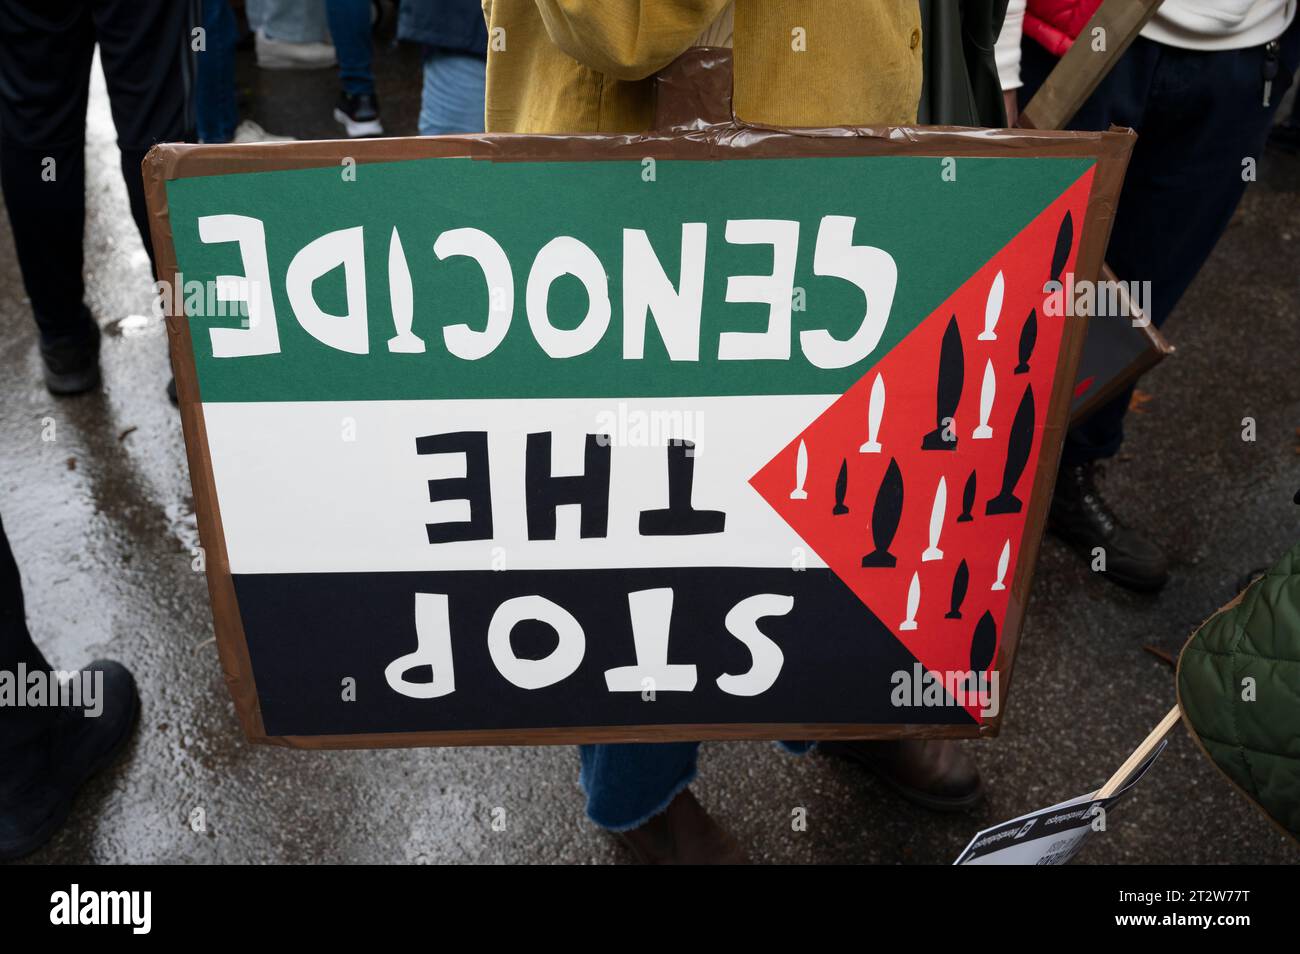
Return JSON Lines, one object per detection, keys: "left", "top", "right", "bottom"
{"left": 820, "top": 739, "right": 984, "bottom": 812}
{"left": 614, "top": 789, "right": 749, "bottom": 864}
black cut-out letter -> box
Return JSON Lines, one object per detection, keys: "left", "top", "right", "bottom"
{"left": 525, "top": 432, "right": 611, "bottom": 540}
{"left": 416, "top": 431, "right": 494, "bottom": 544}
{"left": 640, "top": 440, "right": 726, "bottom": 536}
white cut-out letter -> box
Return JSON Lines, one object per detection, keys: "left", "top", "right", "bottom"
{"left": 198, "top": 214, "right": 281, "bottom": 357}
{"left": 800, "top": 215, "right": 897, "bottom": 369}
{"left": 436, "top": 227, "right": 514, "bottom": 360}
{"left": 718, "top": 219, "right": 799, "bottom": 360}
{"left": 385, "top": 593, "right": 456, "bottom": 699}
{"left": 488, "top": 595, "right": 585, "bottom": 689}
{"left": 526, "top": 236, "right": 610, "bottom": 358}
{"left": 286, "top": 226, "right": 369, "bottom": 353}
{"left": 716, "top": 594, "right": 792, "bottom": 696}
{"left": 605, "top": 588, "right": 697, "bottom": 692}
{"left": 622, "top": 225, "right": 706, "bottom": 361}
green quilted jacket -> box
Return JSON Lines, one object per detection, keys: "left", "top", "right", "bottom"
{"left": 1177, "top": 542, "right": 1300, "bottom": 845}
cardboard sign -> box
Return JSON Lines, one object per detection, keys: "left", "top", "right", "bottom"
{"left": 954, "top": 741, "right": 1165, "bottom": 865}
{"left": 144, "top": 124, "right": 1131, "bottom": 747}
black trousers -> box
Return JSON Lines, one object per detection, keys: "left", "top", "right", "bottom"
{"left": 0, "top": 0, "right": 194, "bottom": 349}
{"left": 1020, "top": 21, "right": 1300, "bottom": 465}
{"left": 0, "top": 512, "right": 53, "bottom": 749}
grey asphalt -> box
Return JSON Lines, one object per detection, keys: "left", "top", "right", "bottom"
{"left": 1, "top": 38, "right": 1297, "bottom": 865}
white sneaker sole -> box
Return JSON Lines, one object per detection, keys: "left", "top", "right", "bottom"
{"left": 334, "top": 108, "right": 384, "bottom": 138}
{"left": 257, "top": 54, "right": 337, "bottom": 70}
{"left": 255, "top": 31, "right": 336, "bottom": 70}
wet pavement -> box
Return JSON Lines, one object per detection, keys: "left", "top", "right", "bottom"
{"left": 2, "top": 35, "right": 1298, "bottom": 864}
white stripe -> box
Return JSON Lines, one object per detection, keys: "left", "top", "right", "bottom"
{"left": 205, "top": 396, "right": 835, "bottom": 574}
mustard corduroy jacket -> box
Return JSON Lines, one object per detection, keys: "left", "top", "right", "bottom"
{"left": 480, "top": 0, "right": 923, "bottom": 133}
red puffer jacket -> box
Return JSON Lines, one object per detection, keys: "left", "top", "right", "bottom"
{"left": 1026, "top": 0, "right": 1104, "bottom": 56}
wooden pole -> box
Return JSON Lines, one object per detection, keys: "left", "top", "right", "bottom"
{"left": 1094, "top": 704, "right": 1182, "bottom": 799}
{"left": 1020, "top": 0, "right": 1166, "bottom": 131}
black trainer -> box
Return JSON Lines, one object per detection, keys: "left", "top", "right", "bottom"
{"left": 0, "top": 659, "right": 139, "bottom": 861}
{"left": 1049, "top": 462, "right": 1169, "bottom": 592}
{"left": 40, "top": 313, "right": 101, "bottom": 396}
{"left": 333, "top": 91, "right": 384, "bottom": 138}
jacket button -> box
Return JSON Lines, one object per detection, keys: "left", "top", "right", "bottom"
{"left": 910, "top": 28, "right": 920, "bottom": 49}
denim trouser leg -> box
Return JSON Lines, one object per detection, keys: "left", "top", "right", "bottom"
{"left": 247, "top": 0, "right": 330, "bottom": 44}
{"left": 578, "top": 742, "right": 700, "bottom": 831}
{"left": 419, "top": 50, "right": 485, "bottom": 135}
{"left": 324, "top": 0, "right": 374, "bottom": 96}
{"left": 196, "top": 0, "right": 238, "bottom": 143}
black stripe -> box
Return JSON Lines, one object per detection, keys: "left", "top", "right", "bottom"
{"left": 233, "top": 567, "right": 977, "bottom": 737}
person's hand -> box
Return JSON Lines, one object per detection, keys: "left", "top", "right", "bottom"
{"left": 1003, "top": 89, "right": 1020, "bottom": 128}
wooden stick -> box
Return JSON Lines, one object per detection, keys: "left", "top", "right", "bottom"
{"left": 1097, "top": 261, "right": 1173, "bottom": 353}
{"left": 1020, "top": 0, "right": 1164, "bottom": 131}
{"left": 1095, "top": 704, "right": 1182, "bottom": 799}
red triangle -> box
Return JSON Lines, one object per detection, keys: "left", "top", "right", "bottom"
{"left": 750, "top": 169, "right": 1095, "bottom": 722}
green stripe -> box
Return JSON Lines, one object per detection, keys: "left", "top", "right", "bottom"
{"left": 166, "top": 155, "right": 1092, "bottom": 402}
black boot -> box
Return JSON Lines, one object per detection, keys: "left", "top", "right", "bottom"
{"left": 0, "top": 659, "right": 139, "bottom": 860}
{"left": 39, "top": 308, "right": 101, "bottom": 396}
{"left": 1050, "top": 462, "right": 1168, "bottom": 592}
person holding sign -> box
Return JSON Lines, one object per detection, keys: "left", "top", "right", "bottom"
{"left": 996, "top": 0, "right": 1300, "bottom": 592}
{"left": 481, "top": 0, "right": 985, "bottom": 863}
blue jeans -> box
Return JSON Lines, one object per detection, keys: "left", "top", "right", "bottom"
{"left": 195, "top": 0, "right": 238, "bottom": 143}
{"left": 246, "top": 0, "right": 329, "bottom": 43}
{"left": 246, "top": 0, "right": 373, "bottom": 96}
{"left": 419, "top": 49, "right": 485, "bottom": 135}
{"left": 324, "top": 0, "right": 374, "bottom": 96}
{"left": 579, "top": 741, "right": 814, "bottom": 831}
{"left": 1018, "top": 24, "right": 1300, "bottom": 465}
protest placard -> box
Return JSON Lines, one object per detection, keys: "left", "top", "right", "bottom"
{"left": 144, "top": 120, "right": 1131, "bottom": 746}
